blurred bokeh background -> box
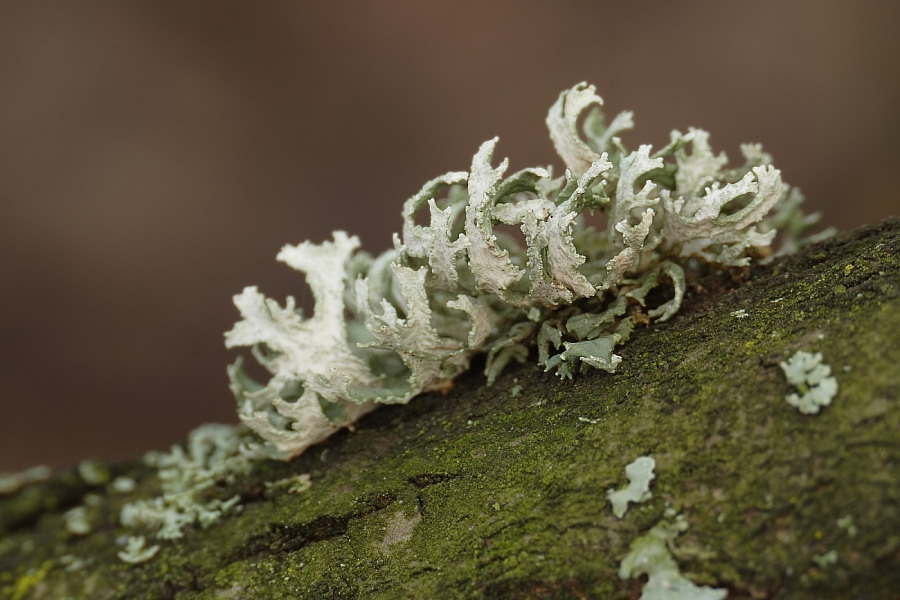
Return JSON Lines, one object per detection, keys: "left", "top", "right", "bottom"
{"left": 1, "top": 2, "right": 898, "bottom": 470}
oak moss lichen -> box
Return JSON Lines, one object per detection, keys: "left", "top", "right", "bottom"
{"left": 226, "top": 82, "right": 825, "bottom": 460}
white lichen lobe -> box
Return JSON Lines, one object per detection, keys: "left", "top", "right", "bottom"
{"left": 608, "top": 455, "right": 656, "bottom": 518}
{"left": 227, "top": 82, "right": 823, "bottom": 459}
{"left": 0, "top": 465, "right": 51, "bottom": 495}
{"left": 264, "top": 473, "right": 312, "bottom": 495}
{"left": 117, "top": 536, "right": 160, "bottom": 564}
{"left": 779, "top": 350, "right": 838, "bottom": 414}
{"left": 64, "top": 506, "right": 91, "bottom": 536}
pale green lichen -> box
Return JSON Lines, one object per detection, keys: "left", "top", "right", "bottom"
{"left": 0, "top": 465, "right": 51, "bottom": 495}
{"left": 63, "top": 506, "right": 91, "bottom": 536}
{"left": 116, "top": 536, "right": 160, "bottom": 564}
{"left": 109, "top": 476, "right": 137, "bottom": 494}
{"left": 611, "top": 458, "right": 727, "bottom": 598}
{"left": 227, "top": 81, "right": 823, "bottom": 460}
{"left": 619, "top": 514, "right": 728, "bottom": 600}
{"left": 58, "top": 554, "right": 89, "bottom": 573}
{"left": 120, "top": 424, "right": 251, "bottom": 541}
{"left": 811, "top": 549, "right": 838, "bottom": 569}
{"left": 607, "top": 455, "right": 655, "bottom": 518}
{"left": 837, "top": 515, "right": 858, "bottom": 537}
{"left": 779, "top": 350, "right": 839, "bottom": 414}
{"left": 77, "top": 459, "right": 111, "bottom": 486}
{"left": 264, "top": 473, "right": 312, "bottom": 495}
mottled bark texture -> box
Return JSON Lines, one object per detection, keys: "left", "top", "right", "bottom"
{"left": 2, "top": 218, "right": 898, "bottom": 600}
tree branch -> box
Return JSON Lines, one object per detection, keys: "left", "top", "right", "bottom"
{"left": 2, "top": 218, "right": 898, "bottom": 600}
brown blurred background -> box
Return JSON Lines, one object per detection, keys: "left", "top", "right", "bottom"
{"left": 1, "top": 2, "right": 898, "bottom": 471}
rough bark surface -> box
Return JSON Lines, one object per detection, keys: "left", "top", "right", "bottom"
{"left": 2, "top": 218, "right": 898, "bottom": 600}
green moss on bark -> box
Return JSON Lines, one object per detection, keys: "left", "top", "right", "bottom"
{"left": 1, "top": 219, "right": 898, "bottom": 599}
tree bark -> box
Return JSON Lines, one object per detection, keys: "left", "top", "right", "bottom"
{"left": 2, "top": 218, "right": 899, "bottom": 600}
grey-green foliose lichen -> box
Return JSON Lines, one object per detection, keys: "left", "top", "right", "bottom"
{"left": 225, "top": 82, "right": 826, "bottom": 460}
{"left": 779, "top": 350, "right": 839, "bottom": 414}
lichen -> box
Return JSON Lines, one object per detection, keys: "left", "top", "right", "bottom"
{"left": 116, "top": 536, "right": 160, "bottom": 564}
{"left": 0, "top": 465, "right": 51, "bottom": 495}
{"left": 779, "top": 350, "right": 839, "bottom": 414}
{"left": 836, "top": 515, "right": 857, "bottom": 537}
{"left": 63, "top": 506, "right": 91, "bottom": 536}
{"left": 263, "top": 473, "right": 312, "bottom": 495}
{"left": 226, "top": 81, "right": 823, "bottom": 459}
{"left": 109, "top": 476, "right": 137, "bottom": 494}
{"left": 607, "top": 455, "right": 655, "bottom": 518}
{"left": 619, "top": 513, "right": 727, "bottom": 600}
{"left": 811, "top": 549, "right": 838, "bottom": 569}
{"left": 77, "top": 459, "right": 111, "bottom": 486}
{"left": 119, "top": 424, "right": 251, "bottom": 541}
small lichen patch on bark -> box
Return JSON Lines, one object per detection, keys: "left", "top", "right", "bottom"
{"left": 376, "top": 507, "right": 422, "bottom": 554}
